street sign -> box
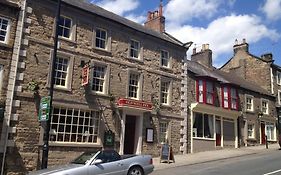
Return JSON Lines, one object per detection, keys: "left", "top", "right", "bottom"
{"left": 38, "top": 96, "right": 51, "bottom": 122}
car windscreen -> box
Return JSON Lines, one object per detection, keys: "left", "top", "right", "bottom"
{"left": 71, "top": 151, "right": 98, "bottom": 164}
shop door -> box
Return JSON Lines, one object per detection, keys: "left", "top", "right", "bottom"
{"left": 124, "top": 115, "right": 136, "bottom": 154}
{"left": 216, "top": 119, "right": 221, "bottom": 146}
{"left": 261, "top": 123, "right": 266, "bottom": 144}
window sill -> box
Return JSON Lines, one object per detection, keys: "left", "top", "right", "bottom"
{"left": 193, "top": 137, "right": 215, "bottom": 141}
{"left": 90, "top": 91, "right": 111, "bottom": 98}
{"left": 52, "top": 86, "right": 72, "bottom": 92}
{"left": 245, "top": 110, "right": 255, "bottom": 114}
{"left": 160, "top": 66, "right": 172, "bottom": 72}
{"left": 161, "top": 103, "right": 172, "bottom": 108}
{"left": 58, "top": 36, "right": 77, "bottom": 44}
{"left": 128, "top": 57, "right": 144, "bottom": 64}
{"left": 247, "top": 138, "right": 256, "bottom": 141}
{"left": 0, "top": 42, "right": 12, "bottom": 49}
{"left": 92, "top": 47, "right": 112, "bottom": 56}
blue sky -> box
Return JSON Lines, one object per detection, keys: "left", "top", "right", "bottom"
{"left": 90, "top": 0, "right": 281, "bottom": 67}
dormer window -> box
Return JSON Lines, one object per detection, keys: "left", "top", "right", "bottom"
{"left": 196, "top": 79, "right": 214, "bottom": 105}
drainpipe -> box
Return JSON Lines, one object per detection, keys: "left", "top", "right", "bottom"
{"left": 1, "top": 1, "right": 27, "bottom": 174}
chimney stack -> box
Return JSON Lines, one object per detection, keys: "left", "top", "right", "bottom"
{"left": 191, "top": 44, "right": 213, "bottom": 68}
{"left": 144, "top": 1, "right": 165, "bottom": 33}
{"left": 233, "top": 38, "right": 249, "bottom": 54}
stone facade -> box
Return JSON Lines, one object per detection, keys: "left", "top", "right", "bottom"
{"left": 0, "top": 0, "right": 189, "bottom": 174}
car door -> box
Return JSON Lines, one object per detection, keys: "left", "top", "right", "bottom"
{"left": 87, "top": 151, "right": 126, "bottom": 175}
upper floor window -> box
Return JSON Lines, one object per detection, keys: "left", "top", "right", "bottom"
{"left": 54, "top": 57, "right": 69, "bottom": 88}
{"left": 50, "top": 107, "right": 100, "bottom": 143}
{"left": 261, "top": 99, "right": 269, "bottom": 115}
{"left": 248, "top": 123, "right": 255, "bottom": 139}
{"left": 92, "top": 64, "right": 107, "bottom": 93}
{"left": 245, "top": 95, "right": 254, "bottom": 112}
{"left": 130, "top": 40, "right": 140, "bottom": 59}
{"left": 0, "top": 17, "right": 10, "bottom": 44}
{"left": 160, "top": 50, "right": 169, "bottom": 68}
{"left": 95, "top": 28, "right": 107, "bottom": 49}
{"left": 277, "top": 71, "right": 281, "bottom": 85}
{"left": 197, "top": 79, "right": 214, "bottom": 105}
{"left": 159, "top": 121, "right": 169, "bottom": 144}
{"left": 278, "top": 90, "right": 281, "bottom": 105}
{"left": 160, "top": 79, "right": 171, "bottom": 105}
{"left": 58, "top": 16, "right": 72, "bottom": 39}
{"left": 222, "top": 86, "right": 238, "bottom": 110}
{"left": 128, "top": 72, "right": 140, "bottom": 99}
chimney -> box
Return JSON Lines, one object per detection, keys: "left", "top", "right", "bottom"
{"left": 261, "top": 53, "right": 273, "bottom": 62}
{"left": 191, "top": 44, "right": 213, "bottom": 68}
{"left": 233, "top": 38, "right": 249, "bottom": 54}
{"left": 144, "top": 1, "right": 165, "bottom": 33}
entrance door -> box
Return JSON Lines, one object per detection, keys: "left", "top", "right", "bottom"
{"left": 216, "top": 119, "right": 221, "bottom": 146}
{"left": 261, "top": 122, "right": 266, "bottom": 144}
{"left": 124, "top": 115, "right": 136, "bottom": 154}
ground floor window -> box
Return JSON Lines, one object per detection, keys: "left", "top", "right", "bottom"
{"left": 159, "top": 121, "right": 169, "bottom": 144}
{"left": 50, "top": 107, "right": 100, "bottom": 143}
{"left": 193, "top": 113, "right": 214, "bottom": 138}
{"left": 266, "top": 122, "right": 275, "bottom": 141}
{"left": 247, "top": 123, "right": 255, "bottom": 139}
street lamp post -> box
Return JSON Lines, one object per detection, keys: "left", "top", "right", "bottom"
{"left": 41, "top": 0, "right": 61, "bottom": 169}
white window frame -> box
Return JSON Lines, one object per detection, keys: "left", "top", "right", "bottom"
{"left": 261, "top": 99, "right": 269, "bottom": 115}
{"left": 0, "top": 65, "right": 3, "bottom": 92}
{"left": 159, "top": 121, "right": 169, "bottom": 144}
{"left": 198, "top": 80, "right": 204, "bottom": 103}
{"left": 277, "top": 90, "right": 281, "bottom": 105}
{"left": 91, "top": 63, "right": 110, "bottom": 95}
{"left": 160, "top": 50, "right": 170, "bottom": 68}
{"left": 49, "top": 106, "right": 100, "bottom": 144}
{"left": 265, "top": 122, "right": 276, "bottom": 141}
{"left": 247, "top": 123, "right": 255, "bottom": 139}
{"left": 95, "top": 28, "right": 107, "bottom": 50}
{"left": 277, "top": 71, "right": 281, "bottom": 85}
{"left": 58, "top": 15, "right": 72, "bottom": 39}
{"left": 54, "top": 57, "right": 69, "bottom": 89}
{"left": 127, "top": 71, "right": 142, "bottom": 100}
{"left": 130, "top": 39, "right": 140, "bottom": 59}
{"left": 160, "top": 78, "right": 171, "bottom": 105}
{"left": 245, "top": 95, "right": 254, "bottom": 112}
{"left": 223, "top": 86, "right": 229, "bottom": 108}
{"left": 0, "top": 16, "right": 10, "bottom": 44}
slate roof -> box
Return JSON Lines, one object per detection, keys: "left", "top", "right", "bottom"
{"left": 186, "top": 60, "right": 273, "bottom": 97}
{"left": 61, "top": 0, "right": 185, "bottom": 47}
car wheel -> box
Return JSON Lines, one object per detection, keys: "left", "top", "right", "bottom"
{"left": 127, "top": 166, "right": 143, "bottom": 175}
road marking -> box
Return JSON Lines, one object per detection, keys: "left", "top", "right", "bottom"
{"left": 264, "top": 169, "right": 281, "bottom": 175}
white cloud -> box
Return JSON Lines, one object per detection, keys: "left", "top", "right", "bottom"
{"left": 125, "top": 14, "right": 146, "bottom": 24}
{"left": 261, "top": 0, "right": 281, "bottom": 21}
{"left": 166, "top": 14, "right": 280, "bottom": 64}
{"left": 164, "top": 0, "right": 222, "bottom": 25}
{"left": 94, "top": 0, "right": 139, "bottom": 16}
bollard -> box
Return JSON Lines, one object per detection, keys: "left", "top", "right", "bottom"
{"left": 265, "top": 135, "right": 268, "bottom": 149}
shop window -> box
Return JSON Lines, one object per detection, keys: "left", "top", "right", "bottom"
{"left": 58, "top": 16, "right": 72, "bottom": 39}
{"left": 0, "top": 17, "right": 10, "bottom": 44}
{"left": 247, "top": 123, "right": 255, "bottom": 139}
{"left": 196, "top": 79, "right": 214, "bottom": 105}
{"left": 193, "top": 113, "right": 214, "bottom": 138}
{"left": 50, "top": 107, "right": 100, "bottom": 143}
{"left": 266, "top": 122, "right": 275, "bottom": 141}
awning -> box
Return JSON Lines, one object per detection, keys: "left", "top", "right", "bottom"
{"left": 191, "top": 103, "right": 240, "bottom": 119}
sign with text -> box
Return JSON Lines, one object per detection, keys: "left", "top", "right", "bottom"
{"left": 117, "top": 98, "right": 152, "bottom": 111}
{"left": 160, "top": 144, "right": 175, "bottom": 164}
{"left": 82, "top": 65, "right": 89, "bottom": 86}
{"left": 38, "top": 96, "right": 51, "bottom": 122}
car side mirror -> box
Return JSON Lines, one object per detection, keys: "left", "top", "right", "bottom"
{"left": 93, "top": 159, "right": 103, "bottom": 164}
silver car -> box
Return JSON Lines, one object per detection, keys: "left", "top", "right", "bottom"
{"left": 29, "top": 150, "right": 154, "bottom": 175}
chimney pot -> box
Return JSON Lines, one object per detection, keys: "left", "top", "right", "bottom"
{"left": 243, "top": 38, "right": 246, "bottom": 43}
{"left": 193, "top": 47, "right": 196, "bottom": 54}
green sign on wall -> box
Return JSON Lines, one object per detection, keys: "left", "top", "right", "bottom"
{"left": 38, "top": 96, "right": 51, "bottom": 122}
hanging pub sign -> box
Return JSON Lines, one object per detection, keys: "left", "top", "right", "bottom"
{"left": 38, "top": 96, "right": 51, "bottom": 122}
{"left": 82, "top": 65, "right": 89, "bottom": 86}
{"left": 104, "top": 130, "right": 115, "bottom": 147}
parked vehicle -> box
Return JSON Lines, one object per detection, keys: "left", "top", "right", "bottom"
{"left": 29, "top": 150, "right": 154, "bottom": 175}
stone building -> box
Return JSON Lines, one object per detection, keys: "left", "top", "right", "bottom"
{"left": 182, "top": 44, "right": 276, "bottom": 153}
{"left": 221, "top": 39, "right": 281, "bottom": 144}
{"left": 0, "top": 0, "right": 192, "bottom": 174}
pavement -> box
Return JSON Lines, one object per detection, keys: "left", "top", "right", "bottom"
{"left": 152, "top": 144, "right": 280, "bottom": 171}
